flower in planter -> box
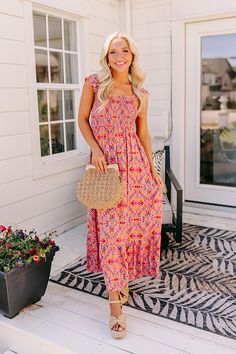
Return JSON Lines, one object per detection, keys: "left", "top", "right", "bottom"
{"left": 0, "top": 225, "right": 6, "bottom": 233}
{"left": 0, "top": 225, "right": 58, "bottom": 272}
{"left": 33, "top": 255, "right": 40, "bottom": 263}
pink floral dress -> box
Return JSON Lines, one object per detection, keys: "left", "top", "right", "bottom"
{"left": 85, "top": 73, "right": 163, "bottom": 291}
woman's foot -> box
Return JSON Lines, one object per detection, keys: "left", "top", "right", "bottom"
{"left": 109, "top": 291, "right": 126, "bottom": 335}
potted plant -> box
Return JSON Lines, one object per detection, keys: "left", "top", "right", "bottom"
{"left": 0, "top": 225, "right": 59, "bottom": 318}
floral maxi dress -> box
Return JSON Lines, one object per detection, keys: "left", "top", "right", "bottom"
{"left": 85, "top": 73, "right": 163, "bottom": 292}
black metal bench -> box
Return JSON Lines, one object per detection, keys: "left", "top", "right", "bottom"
{"left": 153, "top": 145, "right": 183, "bottom": 250}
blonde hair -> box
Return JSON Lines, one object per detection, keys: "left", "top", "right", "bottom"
{"left": 96, "top": 32, "right": 148, "bottom": 114}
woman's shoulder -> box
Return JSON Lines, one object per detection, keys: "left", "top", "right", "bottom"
{"left": 84, "top": 73, "right": 99, "bottom": 92}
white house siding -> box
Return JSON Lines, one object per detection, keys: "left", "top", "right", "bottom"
{"left": 131, "top": 0, "right": 236, "bottom": 212}
{"left": 172, "top": 0, "right": 236, "bottom": 19}
{"left": 3, "top": 0, "right": 235, "bottom": 234}
{"left": 0, "top": 0, "right": 119, "bottom": 234}
{"left": 131, "top": 0, "right": 171, "bottom": 145}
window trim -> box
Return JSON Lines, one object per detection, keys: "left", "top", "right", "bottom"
{"left": 23, "top": 1, "right": 90, "bottom": 179}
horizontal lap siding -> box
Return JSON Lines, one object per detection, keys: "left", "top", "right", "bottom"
{"left": 0, "top": 134, "right": 31, "bottom": 160}
{"left": 0, "top": 0, "right": 119, "bottom": 234}
{"left": 0, "top": 64, "right": 27, "bottom": 88}
{"left": 172, "top": 0, "right": 236, "bottom": 18}
{"left": 0, "top": 0, "right": 23, "bottom": 17}
{"left": 0, "top": 183, "right": 79, "bottom": 223}
{"left": 17, "top": 201, "right": 86, "bottom": 235}
{"left": 138, "top": 37, "right": 171, "bottom": 55}
{"left": 0, "top": 88, "right": 28, "bottom": 112}
{"left": 0, "top": 156, "right": 32, "bottom": 185}
{"left": 87, "top": 13, "right": 119, "bottom": 72}
{"left": 131, "top": 0, "right": 171, "bottom": 139}
{"left": 0, "top": 13, "right": 24, "bottom": 41}
{"left": 141, "top": 52, "right": 171, "bottom": 70}
{"left": 0, "top": 39, "right": 26, "bottom": 64}
{"left": 0, "top": 112, "right": 30, "bottom": 136}
{"left": 149, "top": 99, "right": 170, "bottom": 112}
{"left": 0, "top": 169, "right": 83, "bottom": 208}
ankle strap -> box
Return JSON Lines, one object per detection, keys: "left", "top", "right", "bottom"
{"left": 109, "top": 300, "right": 121, "bottom": 304}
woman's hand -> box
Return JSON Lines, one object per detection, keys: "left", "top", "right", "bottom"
{"left": 150, "top": 166, "right": 164, "bottom": 189}
{"left": 91, "top": 146, "right": 107, "bottom": 173}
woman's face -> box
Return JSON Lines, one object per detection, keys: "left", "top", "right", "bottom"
{"left": 107, "top": 37, "right": 133, "bottom": 74}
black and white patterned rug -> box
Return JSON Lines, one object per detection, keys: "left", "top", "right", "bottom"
{"left": 50, "top": 224, "right": 236, "bottom": 339}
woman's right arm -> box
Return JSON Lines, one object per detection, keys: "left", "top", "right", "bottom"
{"left": 78, "top": 80, "right": 107, "bottom": 173}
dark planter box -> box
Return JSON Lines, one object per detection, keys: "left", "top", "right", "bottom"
{"left": 0, "top": 246, "right": 59, "bottom": 318}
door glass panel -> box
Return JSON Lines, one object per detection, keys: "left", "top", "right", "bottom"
{"left": 201, "top": 34, "right": 236, "bottom": 187}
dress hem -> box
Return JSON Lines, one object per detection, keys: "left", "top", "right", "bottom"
{"left": 86, "top": 264, "right": 162, "bottom": 292}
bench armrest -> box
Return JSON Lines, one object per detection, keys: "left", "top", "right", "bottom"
{"left": 166, "top": 168, "right": 182, "bottom": 192}
{"left": 165, "top": 167, "right": 183, "bottom": 243}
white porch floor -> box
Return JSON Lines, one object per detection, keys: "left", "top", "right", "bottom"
{"left": 0, "top": 217, "right": 236, "bottom": 354}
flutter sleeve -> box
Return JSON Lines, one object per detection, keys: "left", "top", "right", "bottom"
{"left": 141, "top": 87, "right": 149, "bottom": 96}
{"left": 84, "top": 73, "right": 99, "bottom": 93}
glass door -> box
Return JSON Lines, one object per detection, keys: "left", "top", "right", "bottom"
{"left": 185, "top": 19, "right": 236, "bottom": 207}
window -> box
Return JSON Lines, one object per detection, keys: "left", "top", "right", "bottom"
{"left": 33, "top": 11, "right": 79, "bottom": 157}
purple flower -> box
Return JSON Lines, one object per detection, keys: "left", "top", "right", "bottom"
{"left": 15, "top": 229, "right": 26, "bottom": 239}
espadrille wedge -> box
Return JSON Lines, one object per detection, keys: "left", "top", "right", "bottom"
{"left": 109, "top": 298, "right": 126, "bottom": 339}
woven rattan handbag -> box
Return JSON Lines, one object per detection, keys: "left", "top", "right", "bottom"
{"left": 76, "top": 164, "right": 125, "bottom": 210}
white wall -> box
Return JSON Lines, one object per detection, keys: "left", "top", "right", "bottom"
{"left": 0, "top": 0, "right": 119, "bottom": 235}
{"left": 3, "top": 0, "right": 234, "bottom": 233}
{"left": 172, "top": 0, "right": 236, "bottom": 19}
{"left": 131, "top": 0, "right": 172, "bottom": 146}
{"left": 130, "top": 0, "right": 236, "bottom": 212}
{"left": 0, "top": 0, "right": 173, "bottom": 235}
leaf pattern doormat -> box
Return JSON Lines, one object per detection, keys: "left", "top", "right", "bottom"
{"left": 50, "top": 224, "right": 236, "bottom": 339}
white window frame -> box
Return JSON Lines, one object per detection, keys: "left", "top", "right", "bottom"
{"left": 23, "top": 1, "right": 90, "bottom": 179}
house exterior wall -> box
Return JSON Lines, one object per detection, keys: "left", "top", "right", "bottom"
{"left": 131, "top": 0, "right": 172, "bottom": 145}
{"left": 1, "top": 0, "right": 235, "bottom": 234}
{"left": 0, "top": 0, "right": 119, "bottom": 234}
{"left": 172, "top": 0, "right": 236, "bottom": 19}
{"left": 130, "top": 0, "right": 236, "bottom": 212}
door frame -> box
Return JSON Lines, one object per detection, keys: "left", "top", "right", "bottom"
{"left": 171, "top": 10, "right": 236, "bottom": 216}
{"left": 185, "top": 19, "right": 236, "bottom": 207}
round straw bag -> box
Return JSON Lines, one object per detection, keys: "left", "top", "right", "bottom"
{"left": 76, "top": 164, "right": 125, "bottom": 210}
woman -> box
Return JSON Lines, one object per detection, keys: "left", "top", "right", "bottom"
{"left": 78, "top": 32, "right": 163, "bottom": 339}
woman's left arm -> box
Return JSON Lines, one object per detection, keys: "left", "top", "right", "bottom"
{"left": 136, "top": 98, "right": 163, "bottom": 186}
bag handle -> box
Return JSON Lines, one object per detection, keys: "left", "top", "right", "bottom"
{"left": 86, "top": 164, "right": 119, "bottom": 172}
